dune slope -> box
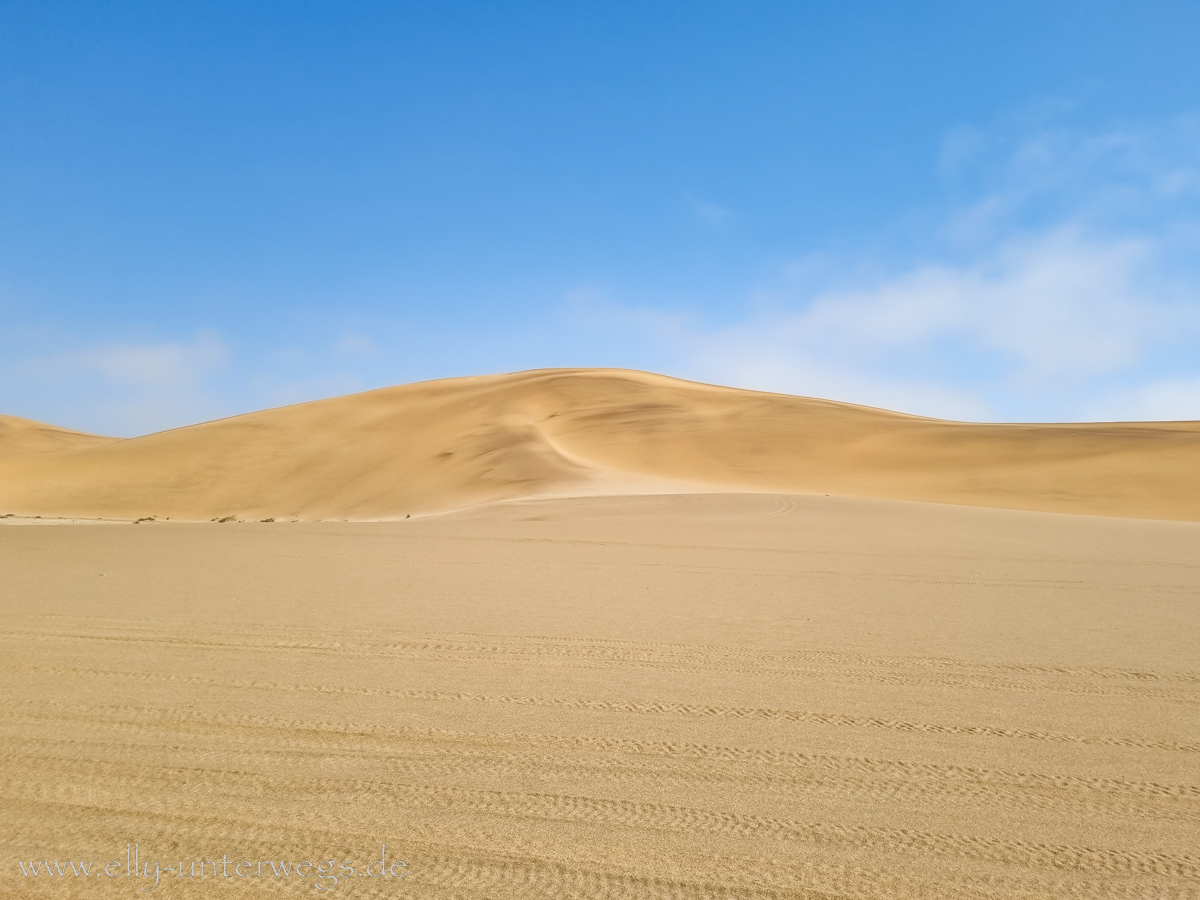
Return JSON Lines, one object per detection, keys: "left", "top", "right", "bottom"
{"left": 0, "top": 414, "right": 119, "bottom": 455}
{"left": 1, "top": 367, "right": 1198, "bottom": 521}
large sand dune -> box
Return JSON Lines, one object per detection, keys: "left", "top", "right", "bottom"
{"left": 1, "top": 368, "right": 1199, "bottom": 521}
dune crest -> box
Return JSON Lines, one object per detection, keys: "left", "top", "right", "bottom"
{"left": 0, "top": 414, "right": 120, "bottom": 456}
{"left": 1, "top": 368, "right": 1198, "bottom": 521}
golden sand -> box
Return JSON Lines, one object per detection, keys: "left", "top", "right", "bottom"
{"left": 2, "top": 368, "right": 1198, "bottom": 521}
{"left": 2, "top": 371, "right": 1198, "bottom": 897}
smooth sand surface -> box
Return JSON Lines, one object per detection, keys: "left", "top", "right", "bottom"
{"left": 3, "top": 493, "right": 1198, "bottom": 898}
{"left": 2, "top": 368, "right": 1199, "bottom": 522}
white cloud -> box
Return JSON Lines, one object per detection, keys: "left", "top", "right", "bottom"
{"left": 1083, "top": 377, "right": 1200, "bottom": 422}
{"left": 6, "top": 331, "right": 231, "bottom": 435}
{"left": 333, "top": 330, "right": 377, "bottom": 356}
{"left": 583, "top": 115, "right": 1200, "bottom": 422}
{"left": 789, "top": 227, "right": 1177, "bottom": 379}
{"left": 43, "top": 331, "right": 229, "bottom": 386}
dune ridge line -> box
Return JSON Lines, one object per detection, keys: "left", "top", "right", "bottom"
{"left": 2, "top": 367, "right": 1198, "bottom": 521}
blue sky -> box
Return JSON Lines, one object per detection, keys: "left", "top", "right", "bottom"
{"left": 3, "top": 1, "right": 1200, "bottom": 434}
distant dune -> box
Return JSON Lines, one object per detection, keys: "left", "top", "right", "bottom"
{"left": 0, "top": 414, "right": 119, "bottom": 455}
{"left": 1, "top": 368, "right": 1198, "bottom": 521}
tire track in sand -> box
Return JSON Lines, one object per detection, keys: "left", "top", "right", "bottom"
{"left": 5, "top": 757, "right": 1200, "bottom": 880}
{"left": 5, "top": 666, "right": 1200, "bottom": 753}
{"left": 4, "top": 700, "right": 1196, "bottom": 799}
{"left": 3, "top": 626, "right": 1197, "bottom": 704}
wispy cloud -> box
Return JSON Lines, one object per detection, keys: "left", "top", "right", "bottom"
{"left": 333, "top": 330, "right": 377, "bottom": 356}
{"left": 39, "top": 331, "right": 230, "bottom": 387}
{"left": 1083, "top": 376, "right": 1200, "bottom": 422}
{"left": 683, "top": 192, "right": 733, "bottom": 226}
{"left": 5, "top": 331, "right": 232, "bottom": 435}
{"left": 584, "top": 114, "right": 1200, "bottom": 421}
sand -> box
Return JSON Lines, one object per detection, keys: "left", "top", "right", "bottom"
{"left": 2, "top": 368, "right": 1199, "bottom": 522}
{"left": 3, "top": 370, "right": 1198, "bottom": 897}
{"left": 2, "top": 493, "right": 1199, "bottom": 898}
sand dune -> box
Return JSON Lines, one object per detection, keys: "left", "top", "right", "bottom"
{"left": 2, "top": 368, "right": 1198, "bottom": 521}
{"left": 0, "top": 414, "right": 118, "bottom": 456}
{"left": 4, "top": 371, "right": 1199, "bottom": 897}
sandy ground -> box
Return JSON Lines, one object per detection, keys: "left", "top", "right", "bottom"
{"left": 3, "top": 492, "right": 1198, "bottom": 898}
